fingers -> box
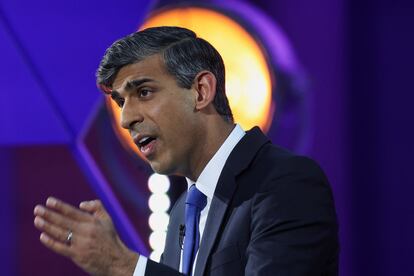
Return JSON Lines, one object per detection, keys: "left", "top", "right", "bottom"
{"left": 80, "top": 200, "right": 111, "bottom": 221}
{"left": 39, "top": 233, "right": 72, "bottom": 258}
{"left": 33, "top": 198, "right": 84, "bottom": 259}
{"left": 79, "top": 200, "right": 102, "bottom": 213}
{"left": 34, "top": 205, "right": 77, "bottom": 230}
{"left": 34, "top": 216, "right": 72, "bottom": 244}
{"left": 46, "top": 197, "right": 90, "bottom": 222}
{"left": 33, "top": 197, "right": 133, "bottom": 275}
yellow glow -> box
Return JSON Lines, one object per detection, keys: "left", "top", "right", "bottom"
{"left": 107, "top": 7, "right": 274, "bottom": 156}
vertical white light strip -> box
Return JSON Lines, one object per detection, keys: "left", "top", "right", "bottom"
{"left": 148, "top": 173, "right": 170, "bottom": 261}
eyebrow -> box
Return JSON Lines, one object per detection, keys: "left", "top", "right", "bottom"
{"left": 110, "top": 90, "right": 122, "bottom": 100}
{"left": 111, "top": 78, "right": 154, "bottom": 95}
{"left": 126, "top": 78, "right": 153, "bottom": 90}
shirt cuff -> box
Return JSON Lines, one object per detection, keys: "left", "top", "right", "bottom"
{"left": 133, "top": 255, "right": 148, "bottom": 276}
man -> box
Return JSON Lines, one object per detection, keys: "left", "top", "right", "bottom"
{"left": 34, "top": 26, "right": 339, "bottom": 275}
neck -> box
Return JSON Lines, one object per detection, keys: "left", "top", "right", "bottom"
{"left": 186, "top": 118, "right": 234, "bottom": 181}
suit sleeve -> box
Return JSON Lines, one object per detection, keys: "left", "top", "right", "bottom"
{"left": 245, "top": 156, "right": 339, "bottom": 275}
{"left": 145, "top": 259, "right": 184, "bottom": 276}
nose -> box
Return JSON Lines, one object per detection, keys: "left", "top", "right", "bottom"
{"left": 120, "top": 100, "right": 144, "bottom": 130}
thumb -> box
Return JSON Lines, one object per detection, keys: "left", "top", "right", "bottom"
{"left": 79, "top": 200, "right": 108, "bottom": 217}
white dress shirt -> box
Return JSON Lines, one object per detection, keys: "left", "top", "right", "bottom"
{"left": 133, "top": 124, "right": 245, "bottom": 276}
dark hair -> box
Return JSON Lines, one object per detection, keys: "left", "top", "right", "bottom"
{"left": 96, "top": 26, "right": 233, "bottom": 122}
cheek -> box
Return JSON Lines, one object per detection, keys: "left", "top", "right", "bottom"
{"left": 158, "top": 99, "right": 196, "bottom": 131}
{"left": 152, "top": 93, "right": 198, "bottom": 145}
{"left": 160, "top": 111, "right": 198, "bottom": 156}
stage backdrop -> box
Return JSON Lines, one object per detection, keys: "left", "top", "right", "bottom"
{"left": 1, "top": 0, "right": 413, "bottom": 275}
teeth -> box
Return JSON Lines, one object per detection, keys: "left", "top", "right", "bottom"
{"left": 139, "top": 137, "right": 150, "bottom": 144}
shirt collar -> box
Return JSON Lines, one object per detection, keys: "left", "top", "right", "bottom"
{"left": 186, "top": 124, "right": 245, "bottom": 199}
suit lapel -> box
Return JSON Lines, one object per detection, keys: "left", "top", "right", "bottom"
{"left": 162, "top": 193, "right": 185, "bottom": 270}
{"left": 194, "top": 127, "right": 270, "bottom": 276}
{"left": 194, "top": 172, "right": 237, "bottom": 276}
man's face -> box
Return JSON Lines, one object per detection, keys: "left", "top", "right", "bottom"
{"left": 110, "top": 55, "right": 202, "bottom": 176}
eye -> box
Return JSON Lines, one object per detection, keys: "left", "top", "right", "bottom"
{"left": 117, "top": 99, "right": 125, "bottom": 108}
{"left": 138, "top": 89, "right": 152, "bottom": 98}
{"left": 111, "top": 94, "right": 124, "bottom": 108}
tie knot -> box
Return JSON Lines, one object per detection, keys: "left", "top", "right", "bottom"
{"left": 186, "top": 185, "right": 207, "bottom": 210}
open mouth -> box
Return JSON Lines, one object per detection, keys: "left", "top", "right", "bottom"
{"left": 137, "top": 136, "right": 157, "bottom": 154}
{"left": 138, "top": 136, "right": 155, "bottom": 147}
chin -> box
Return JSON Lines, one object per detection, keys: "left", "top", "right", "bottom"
{"left": 149, "top": 161, "right": 173, "bottom": 176}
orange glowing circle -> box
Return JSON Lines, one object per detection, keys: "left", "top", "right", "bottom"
{"left": 107, "top": 7, "right": 274, "bottom": 156}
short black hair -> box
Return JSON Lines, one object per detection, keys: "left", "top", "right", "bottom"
{"left": 96, "top": 26, "right": 233, "bottom": 122}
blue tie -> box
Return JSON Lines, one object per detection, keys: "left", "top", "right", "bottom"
{"left": 182, "top": 185, "right": 207, "bottom": 275}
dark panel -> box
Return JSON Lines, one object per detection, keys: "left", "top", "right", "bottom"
{"left": 15, "top": 145, "right": 95, "bottom": 275}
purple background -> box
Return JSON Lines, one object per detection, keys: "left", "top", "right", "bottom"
{"left": 1, "top": 0, "right": 413, "bottom": 275}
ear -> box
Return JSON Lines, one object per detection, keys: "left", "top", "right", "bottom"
{"left": 193, "top": 71, "right": 217, "bottom": 111}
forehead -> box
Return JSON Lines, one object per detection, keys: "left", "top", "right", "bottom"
{"left": 112, "top": 54, "right": 169, "bottom": 91}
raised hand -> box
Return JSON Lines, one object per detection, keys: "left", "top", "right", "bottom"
{"left": 33, "top": 197, "right": 139, "bottom": 276}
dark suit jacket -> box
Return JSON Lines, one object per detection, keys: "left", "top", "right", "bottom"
{"left": 146, "top": 127, "right": 339, "bottom": 275}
